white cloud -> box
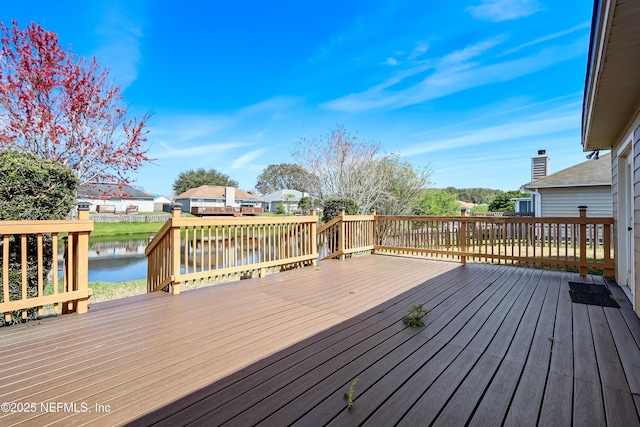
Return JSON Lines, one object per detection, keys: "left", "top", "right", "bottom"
{"left": 499, "top": 21, "right": 591, "bottom": 56}
{"left": 322, "top": 37, "right": 586, "bottom": 112}
{"left": 230, "top": 149, "right": 269, "bottom": 169}
{"left": 467, "top": 0, "right": 545, "bottom": 22}
{"left": 154, "top": 142, "right": 248, "bottom": 159}
{"left": 401, "top": 111, "right": 580, "bottom": 157}
{"left": 93, "top": 2, "right": 144, "bottom": 89}
{"left": 384, "top": 57, "right": 399, "bottom": 66}
{"left": 408, "top": 43, "right": 429, "bottom": 60}
{"left": 440, "top": 36, "right": 505, "bottom": 65}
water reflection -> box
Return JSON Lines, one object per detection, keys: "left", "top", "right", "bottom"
{"left": 59, "top": 238, "right": 149, "bottom": 283}
{"left": 90, "top": 239, "right": 148, "bottom": 282}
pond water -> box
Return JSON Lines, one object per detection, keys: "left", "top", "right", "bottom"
{"left": 87, "top": 238, "right": 148, "bottom": 282}
{"left": 58, "top": 237, "right": 149, "bottom": 283}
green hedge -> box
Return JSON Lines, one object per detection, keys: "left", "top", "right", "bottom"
{"left": 0, "top": 150, "right": 78, "bottom": 325}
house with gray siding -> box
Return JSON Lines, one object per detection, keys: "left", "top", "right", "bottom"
{"left": 522, "top": 152, "right": 612, "bottom": 218}
{"left": 174, "top": 185, "right": 262, "bottom": 215}
{"left": 262, "top": 190, "right": 307, "bottom": 213}
{"left": 582, "top": 0, "right": 640, "bottom": 313}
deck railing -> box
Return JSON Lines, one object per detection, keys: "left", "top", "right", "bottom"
{"left": 320, "top": 207, "right": 614, "bottom": 276}
{"left": 146, "top": 206, "right": 615, "bottom": 294}
{"left": 0, "top": 206, "right": 93, "bottom": 322}
{"left": 145, "top": 206, "right": 318, "bottom": 293}
{"left": 317, "top": 211, "right": 375, "bottom": 260}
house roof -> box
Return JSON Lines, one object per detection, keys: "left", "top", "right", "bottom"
{"left": 78, "top": 183, "right": 154, "bottom": 200}
{"left": 582, "top": 0, "right": 640, "bottom": 150}
{"left": 175, "top": 185, "right": 261, "bottom": 201}
{"left": 523, "top": 153, "right": 611, "bottom": 189}
{"left": 262, "top": 189, "right": 305, "bottom": 202}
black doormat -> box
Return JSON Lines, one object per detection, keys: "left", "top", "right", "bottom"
{"left": 568, "top": 282, "right": 612, "bottom": 295}
{"left": 569, "top": 289, "right": 620, "bottom": 308}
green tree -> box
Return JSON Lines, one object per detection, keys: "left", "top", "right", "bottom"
{"left": 410, "top": 189, "right": 461, "bottom": 216}
{"left": 322, "top": 197, "right": 359, "bottom": 222}
{"left": 255, "top": 163, "right": 313, "bottom": 194}
{"left": 173, "top": 168, "right": 238, "bottom": 196}
{"left": 488, "top": 190, "right": 528, "bottom": 212}
{"left": 445, "top": 187, "right": 503, "bottom": 205}
{"left": 375, "top": 154, "right": 433, "bottom": 215}
{"left": 299, "top": 196, "right": 312, "bottom": 212}
{"left": 0, "top": 150, "right": 78, "bottom": 325}
{"left": 471, "top": 204, "right": 489, "bottom": 214}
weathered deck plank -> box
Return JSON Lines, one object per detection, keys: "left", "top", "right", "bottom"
{"left": 0, "top": 255, "right": 638, "bottom": 426}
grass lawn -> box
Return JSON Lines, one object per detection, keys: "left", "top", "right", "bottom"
{"left": 91, "top": 221, "right": 164, "bottom": 237}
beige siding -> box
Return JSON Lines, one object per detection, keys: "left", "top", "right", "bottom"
{"left": 538, "top": 186, "right": 612, "bottom": 217}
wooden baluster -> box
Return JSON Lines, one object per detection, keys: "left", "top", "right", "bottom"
{"left": 460, "top": 209, "right": 467, "bottom": 265}
{"left": 578, "top": 206, "right": 588, "bottom": 276}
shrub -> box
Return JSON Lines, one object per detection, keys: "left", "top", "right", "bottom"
{"left": 322, "top": 197, "right": 359, "bottom": 222}
{"left": 276, "top": 203, "right": 286, "bottom": 214}
{"left": 299, "top": 196, "right": 312, "bottom": 212}
{"left": 0, "top": 150, "right": 78, "bottom": 325}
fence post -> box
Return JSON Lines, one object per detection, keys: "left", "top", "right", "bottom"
{"left": 460, "top": 209, "right": 467, "bottom": 265}
{"left": 74, "top": 202, "right": 91, "bottom": 314}
{"left": 170, "top": 203, "right": 183, "bottom": 295}
{"left": 339, "top": 208, "right": 346, "bottom": 260}
{"left": 578, "top": 206, "right": 588, "bottom": 276}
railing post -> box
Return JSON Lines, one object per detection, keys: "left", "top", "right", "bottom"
{"left": 371, "top": 210, "right": 376, "bottom": 254}
{"left": 603, "top": 222, "right": 613, "bottom": 277}
{"left": 310, "top": 209, "right": 317, "bottom": 267}
{"left": 339, "top": 208, "right": 346, "bottom": 260}
{"left": 74, "top": 202, "right": 91, "bottom": 314}
{"left": 578, "top": 206, "right": 588, "bottom": 276}
{"left": 170, "top": 203, "right": 183, "bottom": 295}
{"left": 460, "top": 209, "right": 467, "bottom": 265}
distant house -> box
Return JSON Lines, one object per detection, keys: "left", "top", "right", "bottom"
{"left": 522, "top": 151, "right": 612, "bottom": 217}
{"left": 582, "top": 0, "right": 640, "bottom": 312}
{"left": 78, "top": 183, "right": 155, "bottom": 212}
{"left": 174, "top": 185, "right": 263, "bottom": 216}
{"left": 147, "top": 193, "right": 172, "bottom": 212}
{"left": 262, "top": 190, "right": 307, "bottom": 213}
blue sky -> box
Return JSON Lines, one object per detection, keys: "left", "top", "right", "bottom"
{"left": 2, "top": 0, "right": 594, "bottom": 197}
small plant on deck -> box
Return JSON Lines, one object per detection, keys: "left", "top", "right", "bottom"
{"left": 402, "top": 304, "right": 429, "bottom": 327}
{"left": 344, "top": 378, "right": 359, "bottom": 409}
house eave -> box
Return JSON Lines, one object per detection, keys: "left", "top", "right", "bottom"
{"left": 582, "top": 0, "right": 640, "bottom": 151}
{"left": 524, "top": 183, "right": 611, "bottom": 190}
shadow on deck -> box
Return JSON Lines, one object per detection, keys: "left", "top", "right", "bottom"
{"left": 1, "top": 255, "right": 639, "bottom": 426}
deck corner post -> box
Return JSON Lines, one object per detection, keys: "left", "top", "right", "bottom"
{"left": 578, "top": 206, "right": 588, "bottom": 276}
{"left": 460, "top": 209, "right": 467, "bottom": 265}
{"left": 339, "top": 209, "right": 346, "bottom": 260}
{"left": 310, "top": 210, "right": 318, "bottom": 266}
{"left": 371, "top": 210, "right": 376, "bottom": 254}
{"left": 74, "top": 202, "right": 91, "bottom": 314}
{"left": 170, "top": 204, "right": 183, "bottom": 295}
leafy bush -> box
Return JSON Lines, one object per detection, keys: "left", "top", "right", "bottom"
{"left": 322, "top": 197, "right": 359, "bottom": 222}
{"left": 276, "top": 203, "right": 286, "bottom": 214}
{"left": 0, "top": 150, "right": 78, "bottom": 325}
{"left": 299, "top": 196, "right": 312, "bottom": 212}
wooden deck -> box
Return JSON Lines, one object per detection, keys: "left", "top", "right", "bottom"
{"left": 1, "top": 255, "right": 639, "bottom": 426}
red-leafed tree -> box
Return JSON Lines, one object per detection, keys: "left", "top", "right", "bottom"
{"left": 0, "top": 20, "right": 152, "bottom": 188}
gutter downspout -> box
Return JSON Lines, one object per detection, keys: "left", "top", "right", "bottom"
{"left": 521, "top": 186, "right": 541, "bottom": 217}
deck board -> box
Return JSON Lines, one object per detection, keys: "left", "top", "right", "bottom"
{"left": 0, "top": 255, "right": 639, "bottom": 426}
